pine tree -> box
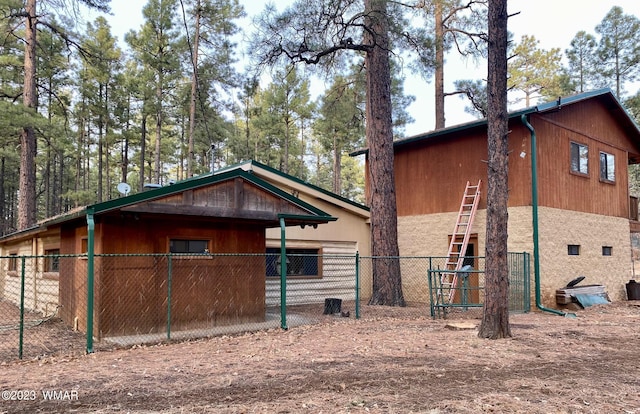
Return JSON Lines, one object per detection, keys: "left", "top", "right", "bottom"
{"left": 566, "top": 31, "right": 597, "bottom": 94}
{"left": 126, "top": 0, "right": 183, "bottom": 184}
{"left": 14, "top": 0, "right": 110, "bottom": 230}
{"left": 594, "top": 6, "right": 640, "bottom": 98}
{"left": 508, "top": 35, "right": 563, "bottom": 107}
{"left": 478, "top": 0, "right": 511, "bottom": 340}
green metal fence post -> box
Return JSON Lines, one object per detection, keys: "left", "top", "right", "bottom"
{"left": 19, "top": 256, "right": 26, "bottom": 359}
{"left": 279, "top": 217, "right": 288, "bottom": 330}
{"left": 427, "top": 257, "right": 434, "bottom": 318}
{"left": 86, "top": 209, "right": 95, "bottom": 353}
{"left": 524, "top": 252, "right": 531, "bottom": 312}
{"left": 167, "top": 253, "right": 172, "bottom": 340}
{"left": 355, "top": 252, "right": 360, "bottom": 319}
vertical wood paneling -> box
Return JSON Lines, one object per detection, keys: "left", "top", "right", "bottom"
{"left": 61, "top": 215, "right": 269, "bottom": 337}
{"left": 394, "top": 122, "right": 534, "bottom": 216}
{"left": 392, "top": 98, "right": 640, "bottom": 221}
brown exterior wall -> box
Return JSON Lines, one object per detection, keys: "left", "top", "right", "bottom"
{"left": 389, "top": 97, "right": 640, "bottom": 306}
{"left": 393, "top": 121, "right": 533, "bottom": 217}
{"left": 60, "top": 215, "right": 267, "bottom": 338}
{"left": 393, "top": 99, "right": 638, "bottom": 220}
{"left": 58, "top": 224, "right": 89, "bottom": 334}
{"left": 529, "top": 101, "right": 633, "bottom": 218}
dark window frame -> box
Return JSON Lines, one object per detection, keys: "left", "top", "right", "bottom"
{"left": 599, "top": 151, "right": 615, "bottom": 183}
{"left": 266, "top": 247, "right": 322, "bottom": 279}
{"left": 602, "top": 246, "right": 613, "bottom": 256}
{"left": 8, "top": 253, "right": 18, "bottom": 273}
{"left": 570, "top": 141, "right": 589, "bottom": 176}
{"left": 169, "top": 239, "right": 210, "bottom": 254}
{"left": 44, "top": 248, "right": 60, "bottom": 273}
{"left": 568, "top": 244, "right": 580, "bottom": 256}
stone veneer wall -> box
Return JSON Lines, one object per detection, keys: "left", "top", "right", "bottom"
{"left": 397, "top": 210, "right": 487, "bottom": 258}
{"left": 537, "top": 207, "right": 632, "bottom": 303}
{"left": 397, "top": 206, "right": 632, "bottom": 307}
{"left": 397, "top": 210, "right": 487, "bottom": 303}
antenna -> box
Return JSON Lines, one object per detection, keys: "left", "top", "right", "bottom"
{"left": 117, "top": 182, "right": 131, "bottom": 196}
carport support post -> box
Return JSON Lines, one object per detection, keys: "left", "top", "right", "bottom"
{"left": 86, "top": 209, "right": 95, "bottom": 353}
{"left": 279, "top": 217, "right": 288, "bottom": 330}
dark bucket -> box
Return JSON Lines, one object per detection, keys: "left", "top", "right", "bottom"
{"left": 626, "top": 280, "right": 640, "bottom": 300}
{"left": 323, "top": 298, "right": 342, "bottom": 314}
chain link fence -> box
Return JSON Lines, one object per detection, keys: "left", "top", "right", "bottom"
{"left": 0, "top": 252, "right": 530, "bottom": 362}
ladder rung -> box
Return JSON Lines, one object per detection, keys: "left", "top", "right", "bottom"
{"left": 442, "top": 179, "right": 481, "bottom": 305}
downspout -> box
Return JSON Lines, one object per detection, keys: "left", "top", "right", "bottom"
{"left": 520, "top": 114, "right": 573, "bottom": 317}
{"left": 86, "top": 208, "right": 95, "bottom": 353}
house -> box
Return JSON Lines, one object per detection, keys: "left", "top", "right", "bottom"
{"left": 0, "top": 165, "right": 371, "bottom": 338}
{"left": 224, "top": 161, "right": 371, "bottom": 303}
{"left": 355, "top": 88, "right": 640, "bottom": 307}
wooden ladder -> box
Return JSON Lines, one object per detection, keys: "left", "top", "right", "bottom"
{"left": 438, "top": 180, "right": 482, "bottom": 305}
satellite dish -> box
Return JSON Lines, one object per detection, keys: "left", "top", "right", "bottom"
{"left": 117, "top": 182, "right": 131, "bottom": 196}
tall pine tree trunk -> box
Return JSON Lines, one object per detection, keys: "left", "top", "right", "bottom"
{"left": 19, "top": 0, "right": 37, "bottom": 230}
{"left": 155, "top": 80, "right": 163, "bottom": 184}
{"left": 0, "top": 157, "right": 5, "bottom": 234}
{"left": 140, "top": 114, "right": 147, "bottom": 191}
{"left": 122, "top": 93, "right": 131, "bottom": 183}
{"left": 187, "top": 1, "right": 201, "bottom": 178}
{"left": 97, "top": 83, "right": 104, "bottom": 203}
{"left": 434, "top": 0, "right": 445, "bottom": 129}
{"left": 333, "top": 137, "right": 341, "bottom": 194}
{"left": 365, "top": 0, "right": 405, "bottom": 306}
{"left": 478, "top": 0, "right": 511, "bottom": 339}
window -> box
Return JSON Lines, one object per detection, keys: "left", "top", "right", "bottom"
{"left": 266, "top": 248, "right": 320, "bottom": 278}
{"left": 169, "top": 239, "right": 209, "bottom": 254}
{"left": 599, "top": 151, "right": 615, "bottom": 182}
{"left": 602, "top": 246, "right": 613, "bottom": 256}
{"left": 8, "top": 253, "right": 17, "bottom": 272}
{"left": 568, "top": 245, "right": 580, "bottom": 256}
{"left": 570, "top": 142, "right": 589, "bottom": 175}
{"left": 44, "top": 249, "right": 60, "bottom": 272}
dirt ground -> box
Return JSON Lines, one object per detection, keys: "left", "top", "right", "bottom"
{"left": 1, "top": 301, "right": 639, "bottom": 414}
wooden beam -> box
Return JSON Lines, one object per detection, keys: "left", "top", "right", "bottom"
{"left": 121, "top": 203, "right": 280, "bottom": 221}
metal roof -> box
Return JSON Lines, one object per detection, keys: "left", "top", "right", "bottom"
{"left": 2, "top": 168, "right": 337, "bottom": 240}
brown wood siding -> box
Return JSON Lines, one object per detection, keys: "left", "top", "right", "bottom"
{"left": 58, "top": 225, "right": 89, "bottom": 333}
{"left": 531, "top": 103, "right": 630, "bottom": 218}
{"left": 134, "top": 178, "right": 311, "bottom": 220}
{"left": 95, "top": 216, "right": 266, "bottom": 337}
{"left": 391, "top": 98, "right": 637, "bottom": 220}
{"left": 394, "top": 133, "right": 485, "bottom": 216}
{"left": 394, "top": 122, "right": 533, "bottom": 216}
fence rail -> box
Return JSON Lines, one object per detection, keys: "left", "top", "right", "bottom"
{"left": 0, "top": 252, "right": 530, "bottom": 362}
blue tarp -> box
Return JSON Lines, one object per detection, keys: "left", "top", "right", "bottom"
{"left": 574, "top": 294, "right": 610, "bottom": 308}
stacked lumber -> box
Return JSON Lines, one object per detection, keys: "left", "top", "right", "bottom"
{"left": 555, "top": 285, "right": 607, "bottom": 305}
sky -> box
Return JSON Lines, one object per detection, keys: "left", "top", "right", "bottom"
{"left": 101, "top": 0, "right": 640, "bottom": 136}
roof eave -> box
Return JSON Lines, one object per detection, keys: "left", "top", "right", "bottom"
{"left": 351, "top": 88, "right": 640, "bottom": 155}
